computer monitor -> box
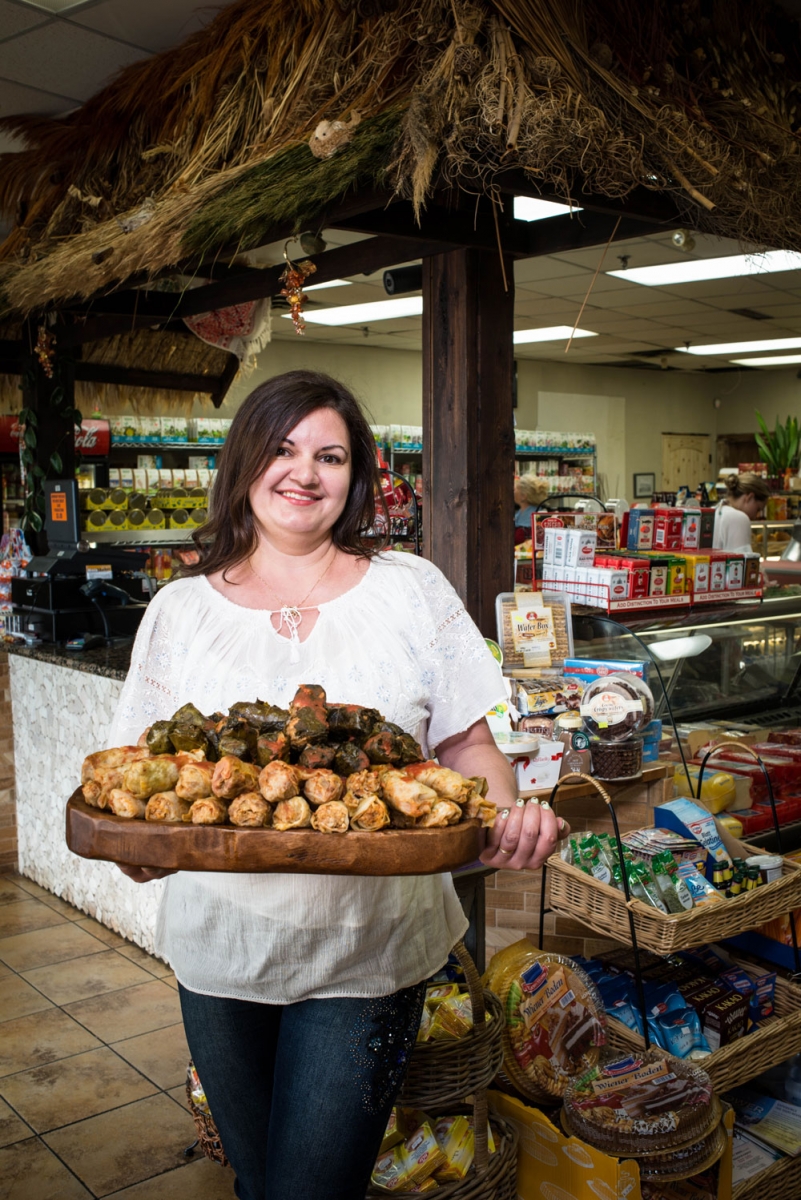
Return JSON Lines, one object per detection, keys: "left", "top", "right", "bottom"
{"left": 43, "top": 479, "right": 81, "bottom": 547}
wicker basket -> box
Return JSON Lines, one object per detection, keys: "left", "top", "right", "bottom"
{"left": 733, "top": 1149, "right": 801, "bottom": 1200}
{"left": 185, "top": 1076, "right": 229, "bottom": 1167}
{"left": 546, "top": 771, "right": 801, "bottom": 954}
{"left": 607, "top": 957, "right": 801, "bottom": 1093}
{"left": 401, "top": 940, "right": 504, "bottom": 1109}
{"left": 366, "top": 1113, "right": 519, "bottom": 1200}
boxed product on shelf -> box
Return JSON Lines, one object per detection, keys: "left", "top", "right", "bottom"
{"left": 533, "top": 511, "right": 617, "bottom": 552}
{"left": 139, "top": 416, "right": 161, "bottom": 442}
{"left": 109, "top": 415, "right": 139, "bottom": 442}
{"left": 195, "top": 417, "right": 222, "bottom": 443}
{"left": 511, "top": 739, "right": 564, "bottom": 791}
{"left": 725, "top": 1086, "right": 801, "bottom": 1157}
{"left": 132, "top": 469, "right": 147, "bottom": 493}
{"left": 732, "top": 1128, "right": 783, "bottom": 1186}
{"left": 563, "top": 657, "right": 649, "bottom": 683}
{"left": 119, "top": 467, "right": 134, "bottom": 491}
{"left": 161, "top": 415, "right": 188, "bottom": 443}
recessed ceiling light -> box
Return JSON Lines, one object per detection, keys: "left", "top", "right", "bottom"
{"left": 730, "top": 354, "right": 801, "bottom": 367}
{"left": 514, "top": 197, "right": 583, "bottom": 222}
{"left": 677, "top": 336, "right": 801, "bottom": 356}
{"left": 514, "top": 326, "right": 597, "bottom": 344}
{"left": 302, "top": 278, "right": 352, "bottom": 292}
{"left": 15, "top": 0, "right": 92, "bottom": 12}
{"left": 283, "top": 296, "right": 422, "bottom": 325}
{"left": 607, "top": 249, "right": 801, "bottom": 286}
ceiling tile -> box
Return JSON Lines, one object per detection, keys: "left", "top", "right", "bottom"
{"left": 68, "top": 0, "right": 215, "bottom": 53}
{"left": 0, "top": 21, "right": 144, "bottom": 101}
{"left": 514, "top": 258, "right": 589, "bottom": 284}
{"left": 0, "top": 1, "right": 50, "bottom": 40}
{"left": 0, "top": 75, "right": 72, "bottom": 115}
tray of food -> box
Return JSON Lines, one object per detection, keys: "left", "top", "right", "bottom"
{"left": 67, "top": 684, "right": 494, "bottom": 875}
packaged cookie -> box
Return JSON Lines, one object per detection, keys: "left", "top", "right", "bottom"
{"left": 562, "top": 1051, "right": 717, "bottom": 1155}
{"left": 494, "top": 948, "right": 606, "bottom": 1100}
{"left": 580, "top": 673, "right": 654, "bottom": 742}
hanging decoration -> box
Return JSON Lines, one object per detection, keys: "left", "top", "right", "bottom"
{"left": 34, "top": 325, "right": 55, "bottom": 378}
{"left": 279, "top": 246, "right": 317, "bottom": 335}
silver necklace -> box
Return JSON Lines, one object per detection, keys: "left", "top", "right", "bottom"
{"left": 249, "top": 548, "right": 336, "bottom": 659}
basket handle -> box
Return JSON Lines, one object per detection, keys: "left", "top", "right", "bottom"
{"left": 450, "top": 940, "right": 489, "bottom": 1172}
{"left": 547, "top": 771, "right": 614, "bottom": 807}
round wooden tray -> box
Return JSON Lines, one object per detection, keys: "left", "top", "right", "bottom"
{"left": 66, "top": 790, "right": 483, "bottom": 875}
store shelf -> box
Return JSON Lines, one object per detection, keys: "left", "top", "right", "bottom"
{"left": 515, "top": 449, "right": 595, "bottom": 457}
{"left": 109, "top": 441, "right": 222, "bottom": 452}
{"left": 83, "top": 529, "right": 194, "bottom": 545}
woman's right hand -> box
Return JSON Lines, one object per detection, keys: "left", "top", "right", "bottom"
{"left": 116, "top": 864, "right": 176, "bottom": 883}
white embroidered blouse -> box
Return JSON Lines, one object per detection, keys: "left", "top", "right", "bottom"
{"left": 108, "top": 552, "right": 506, "bottom": 1004}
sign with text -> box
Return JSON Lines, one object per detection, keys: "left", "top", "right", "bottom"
{"left": 0, "top": 417, "right": 110, "bottom": 457}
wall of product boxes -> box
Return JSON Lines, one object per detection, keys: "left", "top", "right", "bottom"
{"left": 539, "top": 508, "right": 762, "bottom": 609}
{"left": 108, "top": 415, "right": 231, "bottom": 444}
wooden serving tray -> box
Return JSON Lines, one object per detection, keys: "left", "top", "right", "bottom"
{"left": 66, "top": 791, "right": 483, "bottom": 875}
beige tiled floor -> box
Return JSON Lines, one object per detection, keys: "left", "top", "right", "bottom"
{"left": 0, "top": 873, "right": 236, "bottom": 1199}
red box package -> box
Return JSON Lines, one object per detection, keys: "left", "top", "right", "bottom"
{"left": 614, "top": 555, "right": 650, "bottom": 599}
{"left": 729, "top": 808, "right": 775, "bottom": 835}
{"left": 753, "top": 743, "right": 801, "bottom": 764}
{"left": 768, "top": 730, "right": 801, "bottom": 746}
{"left": 652, "top": 508, "right": 684, "bottom": 552}
{"left": 752, "top": 796, "right": 801, "bottom": 825}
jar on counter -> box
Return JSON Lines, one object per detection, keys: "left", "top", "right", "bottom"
{"left": 589, "top": 736, "right": 644, "bottom": 782}
{"left": 554, "top": 712, "right": 592, "bottom": 777}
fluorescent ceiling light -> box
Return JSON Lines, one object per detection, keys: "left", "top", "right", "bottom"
{"left": 608, "top": 249, "right": 801, "bottom": 287}
{"left": 303, "top": 278, "right": 352, "bottom": 292}
{"left": 677, "top": 336, "right": 801, "bottom": 356}
{"left": 284, "top": 296, "right": 422, "bottom": 325}
{"left": 731, "top": 354, "right": 801, "bottom": 367}
{"left": 514, "top": 197, "right": 583, "bottom": 222}
{"left": 514, "top": 326, "right": 597, "bottom": 344}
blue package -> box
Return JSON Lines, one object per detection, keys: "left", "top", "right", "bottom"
{"left": 609, "top": 999, "right": 640, "bottom": 1031}
{"left": 641, "top": 720, "right": 663, "bottom": 763}
{"left": 642, "top": 982, "right": 687, "bottom": 1017}
{"left": 563, "top": 657, "right": 649, "bottom": 686}
{"left": 656, "top": 1007, "right": 711, "bottom": 1058}
{"left": 597, "top": 977, "right": 632, "bottom": 1008}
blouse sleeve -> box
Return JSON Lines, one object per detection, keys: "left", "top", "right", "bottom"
{"left": 107, "top": 586, "right": 185, "bottom": 748}
{"left": 408, "top": 558, "right": 507, "bottom": 752}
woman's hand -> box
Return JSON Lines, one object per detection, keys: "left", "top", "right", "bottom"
{"left": 480, "top": 798, "right": 570, "bottom": 872}
{"left": 116, "top": 865, "right": 176, "bottom": 884}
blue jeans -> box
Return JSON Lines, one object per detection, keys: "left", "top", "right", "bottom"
{"left": 179, "top": 981, "right": 426, "bottom": 1200}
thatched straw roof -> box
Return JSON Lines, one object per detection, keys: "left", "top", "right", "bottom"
{"left": 1, "top": 0, "right": 801, "bottom": 316}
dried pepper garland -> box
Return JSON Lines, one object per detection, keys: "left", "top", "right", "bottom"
{"left": 279, "top": 254, "right": 317, "bottom": 334}
{"left": 34, "top": 325, "right": 55, "bottom": 378}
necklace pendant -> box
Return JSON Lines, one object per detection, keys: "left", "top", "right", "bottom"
{"left": 282, "top": 605, "right": 301, "bottom": 626}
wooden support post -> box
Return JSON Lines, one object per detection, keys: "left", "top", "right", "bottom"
{"left": 422, "top": 248, "right": 515, "bottom": 635}
{"left": 20, "top": 320, "right": 76, "bottom": 547}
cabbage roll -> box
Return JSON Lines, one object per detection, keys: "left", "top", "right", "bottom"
{"left": 379, "top": 770, "right": 437, "bottom": 818}
{"left": 175, "top": 760, "right": 216, "bottom": 801}
{"left": 350, "top": 796, "right": 390, "bottom": 831}
{"left": 212, "top": 756, "right": 260, "bottom": 800}
{"left": 272, "top": 796, "right": 312, "bottom": 830}
{"left": 228, "top": 792, "right": 272, "bottom": 827}
{"left": 346, "top": 769, "right": 382, "bottom": 797}
{"left": 187, "top": 796, "right": 229, "bottom": 825}
{"left": 122, "top": 757, "right": 180, "bottom": 800}
{"left": 298, "top": 743, "right": 337, "bottom": 770}
{"left": 256, "top": 732, "right": 290, "bottom": 766}
{"left": 258, "top": 761, "right": 300, "bottom": 803}
{"left": 82, "top": 745, "right": 149, "bottom": 784}
{"left": 145, "top": 791, "right": 192, "bottom": 823}
{"left": 417, "top": 799, "right": 462, "bottom": 827}
{"left": 406, "top": 763, "right": 473, "bottom": 803}
{"left": 82, "top": 781, "right": 102, "bottom": 808}
{"left": 464, "top": 793, "right": 496, "bottom": 827}
{"left": 327, "top": 704, "right": 381, "bottom": 741}
{"left": 363, "top": 730, "right": 405, "bottom": 765}
{"left": 91, "top": 765, "right": 125, "bottom": 809}
{"left": 108, "top": 788, "right": 147, "bottom": 819}
{"left": 146, "top": 721, "right": 174, "bottom": 755}
{"left": 310, "top": 800, "right": 349, "bottom": 833}
{"left": 341, "top": 790, "right": 363, "bottom": 816}
{"left": 304, "top": 769, "right": 344, "bottom": 807}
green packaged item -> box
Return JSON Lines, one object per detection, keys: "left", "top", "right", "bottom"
{"left": 652, "top": 856, "right": 685, "bottom": 914}
{"left": 628, "top": 862, "right": 668, "bottom": 913}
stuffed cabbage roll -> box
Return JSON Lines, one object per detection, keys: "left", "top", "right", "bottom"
{"left": 145, "top": 791, "right": 192, "bottom": 823}
{"left": 108, "top": 788, "right": 147, "bottom": 819}
{"left": 146, "top": 721, "right": 174, "bottom": 755}
{"left": 304, "top": 769, "right": 344, "bottom": 807}
{"left": 350, "top": 796, "right": 390, "bottom": 831}
{"left": 228, "top": 792, "right": 272, "bottom": 827}
{"left": 310, "top": 800, "right": 349, "bottom": 833}
{"left": 327, "top": 704, "right": 381, "bottom": 741}
{"left": 417, "top": 799, "right": 462, "bottom": 827}
{"left": 346, "top": 769, "right": 382, "bottom": 797}
{"left": 171, "top": 702, "right": 207, "bottom": 726}
{"left": 82, "top": 745, "right": 149, "bottom": 784}
{"left": 122, "top": 757, "right": 180, "bottom": 800}
{"left": 464, "top": 793, "right": 496, "bottom": 827}
{"left": 91, "top": 765, "right": 125, "bottom": 809}
{"left": 363, "top": 730, "right": 405, "bottom": 765}
{"left": 256, "top": 732, "right": 290, "bottom": 766}
{"left": 187, "top": 796, "right": 229, "bottom": 825}
{"left": 380, "top": 770, "right": 437, "bottom": 818}
{"left": 175, "top": 760, "right": 216, "bottom": 801}
{"left": 341, "top": 790, "right": 362, "bottom": 816}
{"left": 82, "top": 781, "right": 102, "bottom": 808}
{"left": 406, "top": 763, "right": 473, "bottom": 803}
{"left": 212, "top": 756, "right": 260, "bottom": 800}
{"left": 258, "top": 761, "right": 300, "bottom": 804}
{"left": 272, "top": 796, "right": 312, "bottom": 830}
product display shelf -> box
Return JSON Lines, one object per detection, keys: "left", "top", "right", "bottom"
{"left": 83, "top": 529, "right": 194, "bottom": 545}
{"left": 732, "top": 1148, "right": 801, "bottom": 1200}
{"left": 109, "top": 440, "right": 224, "bottom": 452}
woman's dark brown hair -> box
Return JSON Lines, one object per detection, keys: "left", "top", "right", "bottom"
{"left": 184, "top": 370, "right": 387, "bottom": 579}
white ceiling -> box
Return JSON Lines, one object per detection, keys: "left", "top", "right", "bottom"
{"left": 1, "top": 0, "right": 801, "bottom": 374}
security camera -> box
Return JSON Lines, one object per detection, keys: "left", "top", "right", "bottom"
{"left": 671, "top": 229, "right": 696, "bottom": 252}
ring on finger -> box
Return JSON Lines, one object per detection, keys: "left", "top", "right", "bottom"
{"left": 498, "top": 847, "right": 514, "bottom": 857}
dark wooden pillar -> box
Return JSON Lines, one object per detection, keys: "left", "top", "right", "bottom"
{"left": 422, "top": 248, "right": 515, "bottom": 636}
{"left": 21, "top": 319, "right": 77, "bottom": 545}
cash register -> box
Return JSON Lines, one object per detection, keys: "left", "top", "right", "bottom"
{"left": 12, "top": 479, "right": 149, "bottom": 643}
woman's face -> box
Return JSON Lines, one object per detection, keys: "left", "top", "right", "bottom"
{"left": 249, "top": 407, "right": 352, "bottom": 545}
{"left": 742, "top": 492, "right": 765, "bottom": 521}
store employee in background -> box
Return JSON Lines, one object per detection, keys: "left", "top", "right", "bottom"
{"left": 514, "top": 472, "right": 550, "bottom": 545}
{"left": 713, "top": 472, "right": 771, "bottom": 553}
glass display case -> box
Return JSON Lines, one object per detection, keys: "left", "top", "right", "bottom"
{"left": 571, "top": 591, "right": 801, "bottom": 729}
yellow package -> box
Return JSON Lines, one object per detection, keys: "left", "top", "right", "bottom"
{"left": 380, "top": 1108, "right": 404, "bottom": 1155}
{"left": 718, "top": 814, "right": 744, "bottom": 838}
{"left": 425, "top": 983, "right": 461, "bottom": 1009}
{"left": 428, "top": 995, "right": 474, "bottom": 1041}
{"left": 402, "top": 1122, "right": 447, "bottom": 1187}
{"left": 433, "top": 1116, "right": 497, "bottom": 1182}
{"left": 417, "top": 1006, "right": 433, "bottom": 1042}
{"left": 371, "top": 1144, "right": 407, "bottom": 1192}
{"left": 408, "top": 1180, "right": 439, "bottom": 1193}
{"left": 673, "top": 765, "right": 736, "bottom": 814}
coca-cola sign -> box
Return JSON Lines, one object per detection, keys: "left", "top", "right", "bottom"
{"left": 0, "top": 416, "right": 110, "bottom": 457}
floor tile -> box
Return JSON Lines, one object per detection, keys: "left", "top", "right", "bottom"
{"left": 166, "top": 1084, "right": 187, "bottom": 1108}
{"left": 0, "top": 900, "right": 67, "bottom": 940}
{"left": 112, "top": 1023, "right": 190, "bottom": 1090}
{"left": 37, "top": 895, "right": 84, "bottom": 920}
{"left": 0, "top": 923, "right": 107, "bottom": 972}
{"left": 21, "top": 950, "right": 154, "bottom": 1007}
{"left": 74, "top": 917, "right": 126, "bottom": 947}
{"left": 0, "top": 1136, "right": 93, "bottom": 1199}
{"left": 0, "top": 1008, "right": 100, "bottom": 1077}
{"left": 64, "top": 979, "right": 182, "bottom": 1043}
{"left": 115, "top": 944, "right": 173, "bottom": 977}
{"left": 7, "top": 876, "right": 50, "bottom": 899}
{"left": 0, "top": 878, "right": 28, "bottom": 906}
{"left": 44, "top": 1092, "right": 197, "bottom": 1196}
{"left": 0, "top": 973, "right": 54, "bottom": 1023}
{"left": 109, "top": 1156, "right": 237, "bottom": 1199}
{"left": 163, "top": 975, "right": 179, "bottom": 990}
{"left": 0, "top": 1096, "right": 33, "bottom": 1147}
{"left": 1, "top": 1046, "right": 156, "bottom": 1133}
